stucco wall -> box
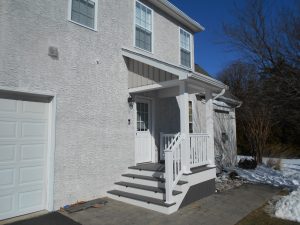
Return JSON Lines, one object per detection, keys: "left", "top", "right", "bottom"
{"left": 0, "top": 0, "right": 137, "bottom": 209}
{"left": 0, "top": 0, "right": 197, "bottom": 209}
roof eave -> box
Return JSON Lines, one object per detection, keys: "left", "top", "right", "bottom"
{"left": 188, "top": 72, "right": 229, "bottom": 90}
{"left": 148, "top": 0, "right": 205, "bottom": 33}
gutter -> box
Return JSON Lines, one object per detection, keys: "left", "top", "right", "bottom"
{"left": 213, "top": 89, "right": 225, "bottom": 100}
{"left": 150, "top": 0, "right": 205, "bottom": 33}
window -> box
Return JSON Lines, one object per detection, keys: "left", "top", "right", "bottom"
{"left": 69, "top": 0, "right": 97, "bottom": 30}
{"left": 135, "top": 1, "right": 152, "bottom": 52}
{"left": 137, "top": 102, "right": 149, "bottom": 131}
{"left": 189, "top": 101, "right": 193, "bottom": 133}
{"left": 180, "top": 28, "right": 191, "bottom": 68}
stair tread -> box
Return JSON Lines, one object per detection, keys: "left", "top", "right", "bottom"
{"left": 107, "top": 190, "right": 176, "bottom": 207}
{"left": 122, "top": 174, "right": 188, "bottom": 185}
{"left": 115, "top": 181, "right": 182, "bottom": 195}
{"left": 129, "top": 163, "right": 165, "bottom": 172}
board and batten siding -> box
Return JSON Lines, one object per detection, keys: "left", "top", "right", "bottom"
{"left": 126, "top": 58, "right": 179, "bottom": 88}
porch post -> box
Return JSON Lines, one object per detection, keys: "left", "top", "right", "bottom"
{"left": 179, "top": 81, "right": 191, "bottom": 174}
{"left": 205, "top": 90, "right": 215, "bottom": 166}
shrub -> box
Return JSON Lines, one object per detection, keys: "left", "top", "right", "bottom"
{"left": 238, "top": 158, "right": 257, "bottom": 169}
{"left": 266, "top": 158, "right": 281, "bottom": 170}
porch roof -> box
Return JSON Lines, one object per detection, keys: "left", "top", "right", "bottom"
{"left": 122, "top": 48, "right": 228, "bottom": 92}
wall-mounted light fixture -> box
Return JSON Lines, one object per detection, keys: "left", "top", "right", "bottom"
{"left": 128, "top": 95, "right": 135, "bottom": 109}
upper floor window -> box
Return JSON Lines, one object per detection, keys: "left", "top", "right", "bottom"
{"left": 135, "top": 1, "right": 153, "bottom": 52}
{"left": 180, "top": 28, "right": 191, "bottom": 68}
{"left": 69, "top": 0, "right": 98, "bottom": 30}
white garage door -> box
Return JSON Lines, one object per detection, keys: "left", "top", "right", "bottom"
{"left": 0, "top": 98, "right": 49, "bottom": 220}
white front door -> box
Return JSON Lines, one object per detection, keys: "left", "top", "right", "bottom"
{"left": 135, "top": 99, "right": 152, "bottom": 164}
{"left": 0, "top": 98, "right": 49, "bottom": 220}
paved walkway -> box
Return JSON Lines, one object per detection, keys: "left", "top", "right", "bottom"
{"left": 63, "top": 184, "right": 279, "bottom": 225}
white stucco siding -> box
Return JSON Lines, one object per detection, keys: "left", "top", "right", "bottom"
{"left": 0, "top": 0, "right": 135, "bottom": 209}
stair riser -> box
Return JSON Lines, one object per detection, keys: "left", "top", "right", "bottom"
{"left": 121, "top": 177, "right": 165, "bottom": 188}
{"left": 107, "top": 193, "right": 177, "bottom": 215}
{"left": 121, "top": 177, "right": 186, "bottom": 192}
{"left": 115, "top": 185, "right": 165, "bottom": 199}
{"left": 127, "top": 169, "right": 165, "bottom": 178}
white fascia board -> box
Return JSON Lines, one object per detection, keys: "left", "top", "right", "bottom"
{"left": 188, "top": 72, "right": 228, "bottom": 90}
{"left": 122, "top": 48, "right": 190, "bottom": 79}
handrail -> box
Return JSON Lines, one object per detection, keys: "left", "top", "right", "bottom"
{"left": 164, "top": 133, "right": 185, "bottom": 204}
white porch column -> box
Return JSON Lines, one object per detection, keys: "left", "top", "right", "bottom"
{"left": 205, "top": 90, "right": 215, "bottom": 166}
{"left": 179, "top": 82, "right": 191, "bottom": 174}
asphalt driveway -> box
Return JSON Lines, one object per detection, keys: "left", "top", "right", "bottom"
{"left": 62, "top": 184, "right": 279, "bottom": 225}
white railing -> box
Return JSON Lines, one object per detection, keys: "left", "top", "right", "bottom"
{"left": 160, "top": 133, "right": 178, "bottom": 160}
{"left": 189, "top": 133, "right": 209, "bottom": 168}
{"left": 164, "top": 133, "right": 185, "bottom": 204}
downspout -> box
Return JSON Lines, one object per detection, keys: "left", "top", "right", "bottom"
{"left": 213, "top": 89, "right": 226, "bottom": 100}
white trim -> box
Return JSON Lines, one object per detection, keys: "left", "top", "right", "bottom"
{"left": 134, "top": 0, "right": 154, "bottom": 53}
{"left": 134, "top": 96, "right": 156, "bottom": 164}
{"left": 67, "top": 0, "right": 98, "bottom": 31}
{"left": 46, "top": 96, "right": 56, "bottom": 211}
{"left": 179, "top": 27, "right": 192, "bottom": 69}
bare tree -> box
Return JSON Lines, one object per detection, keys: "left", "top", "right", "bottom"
{"left": 221, "top": 0, "right": 300, "bottom": 157}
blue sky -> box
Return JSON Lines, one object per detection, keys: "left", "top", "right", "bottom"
{"left": 169, "top": 0, "right": 296, "bottom": 77}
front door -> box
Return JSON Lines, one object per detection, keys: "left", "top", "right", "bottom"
{"left": 135, "top": 99, "right": 152, "bottom": 164}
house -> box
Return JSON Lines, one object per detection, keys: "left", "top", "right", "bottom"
{"left": 0, "top": 0, "right": 231, "bottom": 218}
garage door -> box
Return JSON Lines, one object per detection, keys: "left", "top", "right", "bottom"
{"left": 0, "top": 98, "right": 49, "bottom": 220}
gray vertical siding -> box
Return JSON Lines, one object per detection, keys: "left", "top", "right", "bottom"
{"left": 126, "top": 58, "right": 178, "bottom": 88}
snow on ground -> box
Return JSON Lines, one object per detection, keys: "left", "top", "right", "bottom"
{"left": 236, "top": 156, "right": 300, "bottom": 189}
{"left": 274, "top": 187, "right": 300, "bottom": 222}
{"left": 234, "top": 165, "right": 299, "bottom": 189}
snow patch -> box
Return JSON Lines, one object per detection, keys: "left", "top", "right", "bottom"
{"left": 235, "top": 165, "right": 299, "bottom": 189}
{"left": 275, "top": 188, "right": 300, "bottom": 222}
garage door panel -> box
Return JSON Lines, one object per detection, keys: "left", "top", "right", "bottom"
{"left": 0, "top": 168, "right": 15, "bottom": 187}
{"left": 0, "top": 145, "right": 16, "bottom": 163}
{"left": 21, "top": 122, "right": 47, "bottom": 139}
{"left": 19, "top": 166, "right": 44, "bottom": 185}
{"left": 22, "top": 102, "right": 47, "bottom": 116}
{"left": 0, "top": 121, "right": 17, "bottom": 138}
{"left": 20, "top": 144, "right": 45, "bottom": 161}
{"left": 19, "top": 189, "right": 43, "bottom": 210}
{"left": 0, "top": 195, "right": 14, "bottom": 214}
{"left": 0, "top": 99, "right": 17, "bottom": 113}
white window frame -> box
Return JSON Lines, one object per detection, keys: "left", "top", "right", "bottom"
{"left": 68, "top": 0, "right": 98, "bottom": 31}
{"left": 134, "top": 0, "right": 154, "bottom": 53}
{"left": 179, "top": 27, "right": 192, "bottom": 69}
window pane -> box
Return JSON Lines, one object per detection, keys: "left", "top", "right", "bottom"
{"left": 180, "top": 29, "right": 190, "bottom": 51}
{"left": 136, "top": 27, "right": 151, "bottom": 52}
{"left": 71, "top": 0, "right": 95, "bottom": 29}
{"left": 181, "top": 49, "right": 191, "bottom": 68}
